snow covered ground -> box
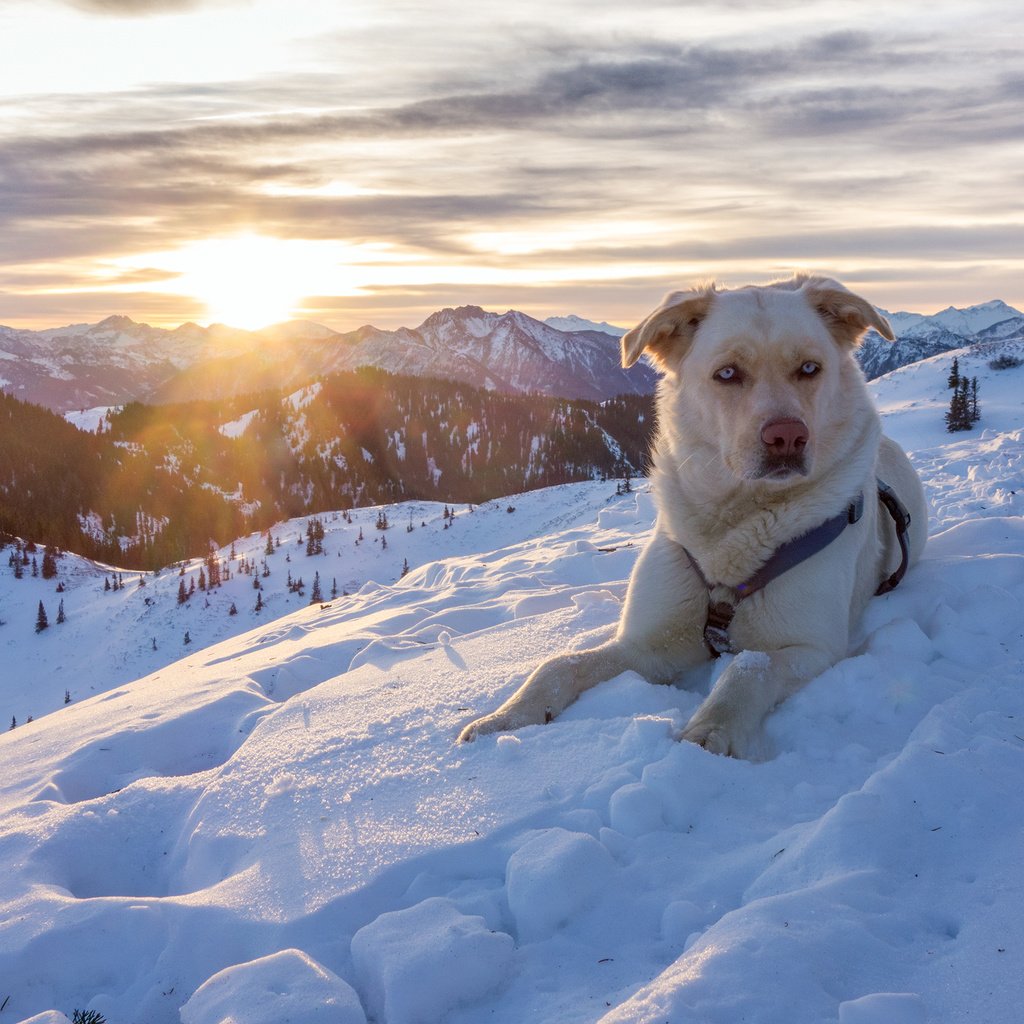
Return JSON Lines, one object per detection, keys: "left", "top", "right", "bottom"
{"left": 1, "top": 483, "right": 618, "bottom": 726}
{"left": 2, "top": 347, "right": 1024, "bottom": 1024}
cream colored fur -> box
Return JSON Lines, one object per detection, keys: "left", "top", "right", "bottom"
{"left": 459, "top": 275, "right": 927, "bottom": 758}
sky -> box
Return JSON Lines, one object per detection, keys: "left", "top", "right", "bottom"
{"left": 1, "top": 0, "right": 1022, "bottom": 333}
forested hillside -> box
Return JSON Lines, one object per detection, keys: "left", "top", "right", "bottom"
{"left": 1, "top": 369, "right": 654, "bottom": 569}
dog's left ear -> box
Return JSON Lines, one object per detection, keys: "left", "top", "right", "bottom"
{"left": 805, "top": 285, "right": 894, "bottom": 347}
{"left": 621, "top": 291, "right": 714, "bottom": 370}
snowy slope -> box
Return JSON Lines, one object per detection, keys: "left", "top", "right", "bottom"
{"left": 1, "top": 483, "right": 622, "bottom": 726}
{"left": 1, "top": 350, "right": 1024, "bottom": 1023}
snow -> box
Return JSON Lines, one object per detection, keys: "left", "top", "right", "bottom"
{"left": 218, "top": 408, "right": 259, "bottom": 439}
{"left": 181, "top": 949, "right": 365, "bottom": 1024}
{"left": 63, "top": 406, "right": 115, "bottom": 433}
{"left": 2, "top": 349, "right": 1024, "bottom": 1023}
{"left": 1, "top": 485, "right": 632, "bottom": 733}
{"left": 545, "top": 314, "right": 627, "bottom": 338}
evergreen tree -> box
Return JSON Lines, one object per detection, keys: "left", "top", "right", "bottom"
{"left": 945, "top": 378, "right": 974, "bottom": 432}
{"left": 35, "top": 600, "right": 48, "bottom": 633}
{"left": 255, "top": 591, "right": 264, "bottom": 612}
{"left": 56, "top": 599, "right": 65, "bottom": 624}
{"left": 310, "top": 571, "right": 323, "bottom": 604}
{"left": 401, "top": 557, "right": 409, "bottom": 577}
{"left": 970, "top": 377, "right": 981, "bottom": 423}
{"left": 41, "top": 549, "right": 58, "bottom": 579}
{"left": 64, "top": 689, "right": 71, "bottom": 704}
{"left": 183, "top": 630, "right": 191, "bottom": 644}
{"left": 947, "top": 357, "right": 961, "bottom": 390}
{"left": 265, "top": 532, "right": 274, "bottom": 556}
{"left": 177, "top": 579, "right": 188, "bottom": 605}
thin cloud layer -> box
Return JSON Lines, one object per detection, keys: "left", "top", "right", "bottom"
{"left": 2, "top": 0, "right": 1022, "bottom": 329}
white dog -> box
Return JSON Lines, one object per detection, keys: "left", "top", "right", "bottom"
{"left": 460, "top": 275, "right": 926, "bottom": 758}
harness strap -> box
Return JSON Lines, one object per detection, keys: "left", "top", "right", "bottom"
{"left": 875, "top": 480, "right": 912, "bottom": 595}
{"left": 685, "top": 482, "right": 910, "bottom": 659}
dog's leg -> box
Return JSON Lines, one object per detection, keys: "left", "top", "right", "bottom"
{"left": 459, "top": 530, "right": 708, "bottom": 743}
{"left": 457, "top": 641, "right": 634, "bottom": 742}
{"left": 678, "top": 643, "right": 835, "bottom": 758}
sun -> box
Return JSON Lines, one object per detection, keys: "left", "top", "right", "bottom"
{"left": 170, "top": 234, "right": 322, "bottom": 329}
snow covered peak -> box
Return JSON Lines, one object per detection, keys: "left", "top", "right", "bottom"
{"left": 545, "top": 314, "right": 627, "bottom": 338}
{"left": 930, "top": 299, "right": 1022, "bottom": 336}
{"left": 95, "top": 314, "right": 139, "bottom": 331}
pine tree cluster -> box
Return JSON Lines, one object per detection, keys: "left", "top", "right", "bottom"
{"left": 945, "top": 358, "right": 981, "bottom": 432}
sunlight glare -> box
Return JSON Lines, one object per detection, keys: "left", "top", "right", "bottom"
{"left": 148, "top": 235, "right": 351, "bottom": 330}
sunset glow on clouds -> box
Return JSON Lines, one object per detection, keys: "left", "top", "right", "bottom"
{"left": 1, "top": 0, "right": 1022, "bottom": 331}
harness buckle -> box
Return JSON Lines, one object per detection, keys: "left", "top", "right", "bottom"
{"left": 704, "top": 601, "right": 737, "bottom": 657}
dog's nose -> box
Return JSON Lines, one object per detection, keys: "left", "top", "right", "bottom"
{"left": 761, "top": 418, "right": 809, "bottom": 456}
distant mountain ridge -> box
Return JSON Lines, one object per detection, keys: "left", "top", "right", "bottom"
{"left": 858, "top": 299, "right": 1024, "bottom": 379}
{"left": 2, "top": 299, "right": 1022, "bottom": 412}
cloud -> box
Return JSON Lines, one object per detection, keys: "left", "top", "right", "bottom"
{"left": 62, "top": 0, "right": 219, "bottom": 14}
{"left": 3, "top": 2, "right": 1024, "bottom": 326}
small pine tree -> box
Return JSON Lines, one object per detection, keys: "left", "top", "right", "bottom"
{"left": 104, "top": 576, "right": 111, "bottom": 592}
{"left": 56, "top": 599, "right": 65, "bottom": 624}
{"left": 310, "top": 571, "right": 323, "bottom": 604}
{"left": 177, "top": 579, "right": 188, "bottom": 605}
{"left": 947, "top": 356, "right": 961, "bottom": 390}
{"left": 35, "top": 600, "right": 48, "bottom": 633}
{"left": 229, "top": 602, "right": 238, "bottom": 616}
{"left": 183, "top": 630, "right": 192, "bottom": 645}
{"left": 945, "top": 378, "right": 974, "bottom": 432}
{"left": 401, "top": 557, "right": 409, "bottom": 577}
{"left": 970, "top": 377, "right": 981, "bottom": 423}
{"left": 9, "top": 716, "right": 14, "bottom": 730}
{"left": 72, "top": 1010, "right": 107, "bottom": 1024}
{"left": 65, "top": 689, "right": 71, "bottom": 704}
{"left": 255, "top": 592, "right": 264, "bottom": 612}
{"left": 41, "top": 549, "right": 58, "bottom": 579}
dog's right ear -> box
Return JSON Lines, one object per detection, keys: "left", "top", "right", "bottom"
{"left": 621, "top": 292, "right": 713, "bottom": 370}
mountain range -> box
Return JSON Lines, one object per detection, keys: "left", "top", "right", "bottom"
{"left": 0, "top": 308, "right": 656, "bottom": 414}
{"left": 4, "top": 299, "right": 1022, "bottom": 414}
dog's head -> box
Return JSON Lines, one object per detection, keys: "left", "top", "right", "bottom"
{"left": 622, "top": 274, "right": 893, "bottom": 486}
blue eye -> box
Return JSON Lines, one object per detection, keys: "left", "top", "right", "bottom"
{"left": 799, "top": 361, "right": 820, "bottom": 378}
{"left": 714, "top": 365, "right": 742, "bottom": 384}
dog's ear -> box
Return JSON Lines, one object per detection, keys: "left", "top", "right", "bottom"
{"left": 621, "top": 292, "right": 714, "bottom": 370}
{"left": 806, "top": 284, "right": 894, "bottom": 347}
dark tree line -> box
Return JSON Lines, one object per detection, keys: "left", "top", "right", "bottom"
{"left": 1, "top": 370, "right": 656, "bottom": 570}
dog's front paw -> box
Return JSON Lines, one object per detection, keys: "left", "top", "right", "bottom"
{"left": 458, "top": 702, "right": 551, "bottom": 743}
{"left": 678, "top": 710, "right": 755, "bottom": 759}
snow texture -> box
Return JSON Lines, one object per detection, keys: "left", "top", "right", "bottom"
{"left": 1, "top": 350, "right": 1024, "bottom": 1023}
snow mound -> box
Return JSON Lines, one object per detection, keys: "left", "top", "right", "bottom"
{"left": 351, "top": 898, "right": 514, "bottom": 1024}
{"left": 506, "top": 827, "right": 617, "bottom": 941}
{"left": 180, "top": 949, "right": 365, "bottom": 1024}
